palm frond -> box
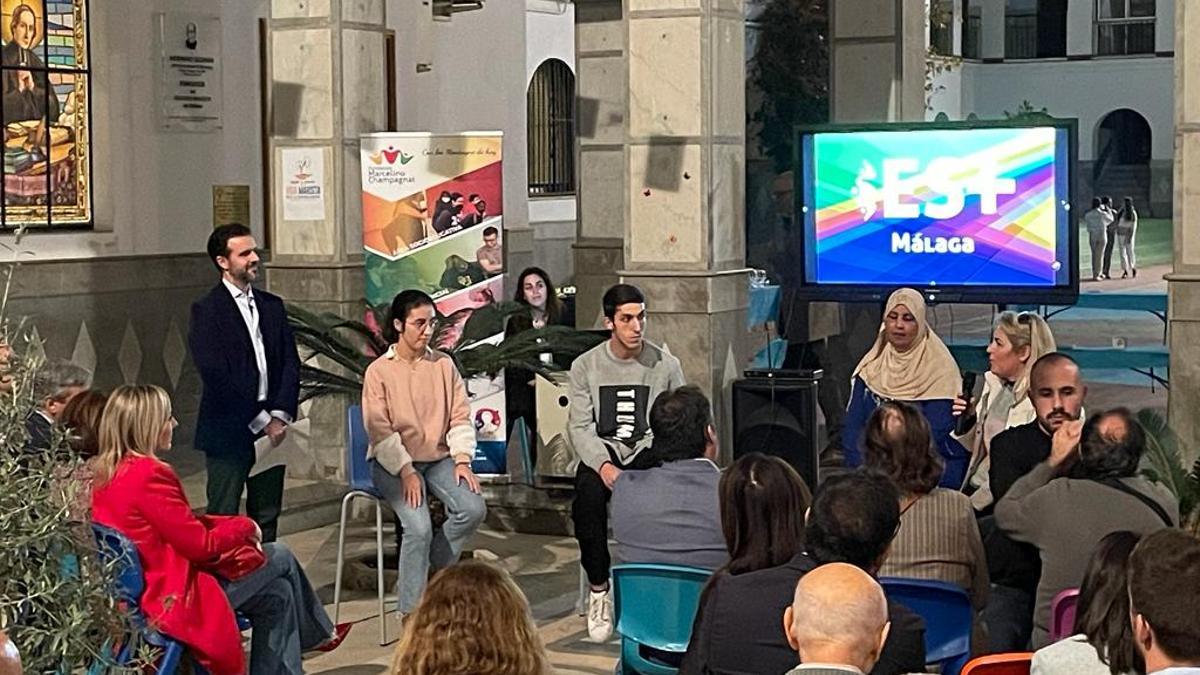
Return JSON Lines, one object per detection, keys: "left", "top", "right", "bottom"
{"left": 1136, "top": 408, "right": 1200, "bottom": 523}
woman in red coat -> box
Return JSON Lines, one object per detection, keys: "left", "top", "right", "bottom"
{"left": 90, "top": 385, "right": 346, "bottom": 674}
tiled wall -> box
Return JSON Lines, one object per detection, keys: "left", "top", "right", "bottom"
{"left": 7, "top": 253, "right": 216, "bottom": 475}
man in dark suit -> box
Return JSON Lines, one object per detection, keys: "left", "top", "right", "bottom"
{"left": 26, "top": 358, "right": 91, "bottom": 451}
{"left": 189, "top": 223, "right": 300, "bottom": 543}
{"left": 681, "top": 470, "right": 925, "bottom": 675}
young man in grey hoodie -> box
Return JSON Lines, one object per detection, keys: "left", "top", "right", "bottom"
{"left": 568, "top": 283, "right": 686, "bottom": 641}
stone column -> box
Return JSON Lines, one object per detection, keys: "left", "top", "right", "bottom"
{"left": 573, "top": 0, "right": 627, "bottom": 328}
{"left": 622, "top": 0, "right": 748, "bottom": 452}
{"left": 265, "top": 0, "right": 389, "bottom": 482}
{"left": 830, "top": 0, "right": 926, "bottom": 122}
{"left": 981, "top": 0, "right": 1005, "bottom": 60}
{"left": 1168, "top": 0, "right": 1200, "bottom": 463}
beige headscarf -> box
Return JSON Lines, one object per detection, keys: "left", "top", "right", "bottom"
{"left": 852, "top": 288, "right": 961, "bottom": 401}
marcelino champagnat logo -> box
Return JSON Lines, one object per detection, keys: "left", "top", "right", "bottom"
{"left": 365, "top": 145, "right": 417, "bottom": 186}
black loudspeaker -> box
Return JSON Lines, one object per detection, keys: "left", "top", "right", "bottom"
{"left": 732, "top": 375, "right": 821, "bottom": 490}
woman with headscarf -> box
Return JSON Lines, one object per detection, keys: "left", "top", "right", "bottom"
{"left": 954, "top": 310, "right": 1056, "bottom": 512}
{"left": 841, "top": 288, "right": 968, "bottom": 488}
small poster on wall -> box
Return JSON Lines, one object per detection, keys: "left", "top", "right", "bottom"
{"left": 360, "top": 131, "right": 507, "bottom": 473}
{"left": 281, "top": 147, "right": 325, "bottom": 221}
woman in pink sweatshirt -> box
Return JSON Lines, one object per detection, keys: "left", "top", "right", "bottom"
{"left": 362, "top": 289, "right": 487, "bottom": 615}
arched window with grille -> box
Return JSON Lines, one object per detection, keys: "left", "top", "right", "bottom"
{"left": 527, "top": 58, "right": 574, "bottom": 197}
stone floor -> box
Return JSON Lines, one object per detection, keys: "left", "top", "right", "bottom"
{"left": 281, "top": 522, "right": 618, "bottom": 673}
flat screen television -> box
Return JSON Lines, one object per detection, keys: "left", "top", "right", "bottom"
{"left": 794, "top": 119, "right": 1078, "bottom": 304}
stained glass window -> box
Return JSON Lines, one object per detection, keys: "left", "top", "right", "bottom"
{"left": 1, "top": 0, "right": 90, "bottom": 230}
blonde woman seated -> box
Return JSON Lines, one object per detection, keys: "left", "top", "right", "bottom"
{"left": 90, "top": 385, "right": 345, "bottom": 675}
{"left": 864, "top": 401, "right": 989, "bottom": 612}
{"left": 953, "top": 310, "right": 1056, "bottom": 512}
{"left": 390, "top": 560, "right": 550, "bottom": 675}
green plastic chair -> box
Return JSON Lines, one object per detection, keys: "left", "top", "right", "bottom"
{"left": 611, "top": 563, "right": 711, "bottom": 675}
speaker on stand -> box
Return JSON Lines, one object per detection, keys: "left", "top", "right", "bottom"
{"left": 731, "top": 370, "right": 822, "bottom": 490}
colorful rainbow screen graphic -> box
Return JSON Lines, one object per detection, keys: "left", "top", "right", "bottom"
{"left": 801, "top": 126, "right": 1072, "bottom": 288}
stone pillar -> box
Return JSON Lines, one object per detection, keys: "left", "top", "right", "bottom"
{"left": 265, "top": 0, "right": 388, "bottom": 482}
{"left": 981, "top": 0, "right": 1005, "bottom": 60}
{"left": 622, "top": 0, "right": 748, "bottom": 453}
{"left": 830, "top": 0, "right": 926, "bottom": 121}
{"left": 573, "top": 0, "right": 627, "bottom": 329}
{"left": 1168, "top": 0, "right": 1200, "bottom": 463}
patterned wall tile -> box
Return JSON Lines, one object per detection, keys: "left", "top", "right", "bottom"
{"left": 118, "top": 322, "right": 142, "bottom": 384}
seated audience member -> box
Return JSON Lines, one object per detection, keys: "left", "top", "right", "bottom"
{"left": 865, "top": 402, "right": 988, "bottom": 610}
{"left": 995, "top": 407, "right": 1178, "bottom": 648}
{"left": 612, "top": 385, "right": 727, "bottom": 571}
{"left": 783, "top": 563, "right": 892, "bottom": 675}
{"left": 27, "top": 359, "right": 91, "bottom": 450}
{"left": 90, "top": 385, "right": 347, "bottom": 675}
{"left": 681, "top": 470, "right": 925, "bottom": 675}
{"left": 1031, "top": 531, "right": 1142, "bottom": 675}
{"left": 954, "top": 311, "right": 1056, "bottom": 512}
{"left": 982, "top": 351, "right": 1087, "bottom": 651}
{"left": 59, "top": 389, "right": 107, "bottom": 459}
{"left": 1128, "top": 529, "right": 1200, "bottom": 675}
{"left": 715, "top": 452, "right": 811, "bottom": 576}
{"left": 389, "top": 560, "right": 550, "bottom": 675}
{"left": 57, "top": 389, "right": 108, "bottom": 519}
{"left": 842, "top": 287, "right": 969, "bottom": 488}
{"left": 0, "top": 631, "right": 19, "bottom": 675}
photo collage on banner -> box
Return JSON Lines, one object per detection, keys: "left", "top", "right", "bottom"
{"left": 360, "top": 132, "right": 508, "bottom": 473}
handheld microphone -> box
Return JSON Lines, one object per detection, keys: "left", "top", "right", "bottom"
{"left": 954, "top": 371, "right": 978, "bottom": 436}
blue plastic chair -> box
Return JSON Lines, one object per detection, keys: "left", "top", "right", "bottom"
{"left": 91, "top": 523, "right": 187, "bottom": 674}
{"left": 332, "top": 405, "right": 389, "bottom": 645}
{"left": 880, "top": 577, "right": 972, "bottom": 675}
{"left": 611, "top": 563, "right": 711, "bottom": 675}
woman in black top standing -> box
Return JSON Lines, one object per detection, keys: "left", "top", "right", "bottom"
{"left": 504, "top": 267, "right": 568, "bottom": 456}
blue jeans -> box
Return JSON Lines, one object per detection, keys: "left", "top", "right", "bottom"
{"left": 223, "top": 542, "right": 333, "bottom": 675}
{"left": 371, "top": 457, "right": 487, "bottom": 612}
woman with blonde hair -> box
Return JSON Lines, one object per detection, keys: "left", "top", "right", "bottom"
{"left": 841, "top": 288, "right": 968, "bottom": 488}
{"left": 390, "top": 560, "right": 549, "bottom": 675}
{"left": 953, "top": 310, "right": 1056, "bottom": 511}
{"left": 90, "top": 385, "right": 347, "bottom": 675}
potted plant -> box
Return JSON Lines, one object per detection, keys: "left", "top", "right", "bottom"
{"left": 287, "top": 299, "right": 603, "bottom": 403}
{"left": 0, "top": 228, "right": 151, "bottom": 671}
{"left": 1137, "top": 408, "right": 1200, "bottom": 534}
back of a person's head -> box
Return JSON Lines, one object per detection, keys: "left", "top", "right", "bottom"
{"left": 93, "top": 385, "right": 172, "bottom": 486}
{"left": 718, "top": 452, "right": 811, "bottom": 576}
{"left": 806, "top": 470, "right": 900, "bottom": 571}
{"left": 1079, "top": 408, "right": 1144, "bottom": 479}
{"left": 1128, "top": 529, "right": 1200, "bottom": 666}
{"left": 787, "top": 563, "right": 889, "bottom": 670}
{"left": 1074, "top": 531, "right": 1143, "bottom": 674}
{"left": 33, "top": 358, "right": 92, "bottom": 403}
{"left": 59, "top": 389, "right": 108, "bottom": 459}
{"left": 390, "top": 560, "right": 548, "bottom": 675}
{"left": 862, "top": 401, "right": 942, "bottom": 495}
{"left": 647, "top": 385, "right": 711, "bottom": 463}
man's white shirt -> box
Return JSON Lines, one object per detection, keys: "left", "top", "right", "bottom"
{"left": 222, "top": 278, "right": 290, "bottom": 432}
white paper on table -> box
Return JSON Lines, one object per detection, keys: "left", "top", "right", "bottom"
{"left": 250, "top": 418, "right": 311, "bottom": 477}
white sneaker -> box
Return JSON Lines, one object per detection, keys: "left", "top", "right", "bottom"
{"left": 586, "top": 587, "right": 614, "bottom": 642}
